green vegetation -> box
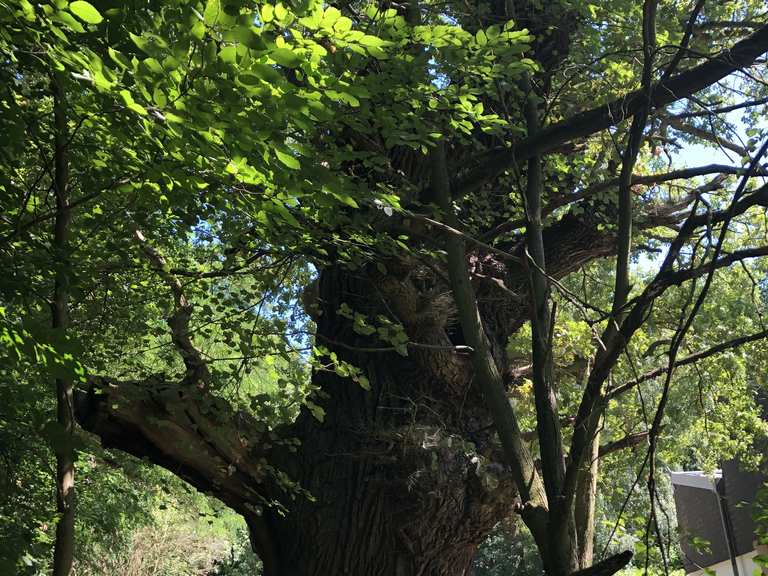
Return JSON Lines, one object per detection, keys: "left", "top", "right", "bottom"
{"left": 1, "top": 0, "right": 768, "bottom": 575}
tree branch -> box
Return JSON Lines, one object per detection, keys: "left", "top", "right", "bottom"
{"left": 455, "top": 22, "right": 768, "bottom": 196}
{"left": 672, "top": 96, "right": 768, "bottom": 118}
{"left": 607, "top": 328, "right": 768, "bottom": 400}
{"left": 665, "top": 116, "right": 748, "bottom": 157}
{"left": 598, "top": 431, "right": 651, "bottom": 457}
{"left": 560, "top": 141, "right": 768, "bottom": 528}
{"left": 570, "top": 550, "right": 633, "bottom": 576}
{"left": 431, "top": 140, "right": 550, "bottom": 542}
{"left": 523, "top": 82, "right": 565, "bottom": 513}
{"left": 660, "top": 0, "right": 706, "bottom": 82}
{"left": 612, "top": 0, "right": 657, "bottom": 320}
{"left": 482, "top": 164, "right": 767, "bottom": 242}
{"left": 134, "top": 230, "right": 211, "bottom": 389}
{"left": 51, "top": 70, "right": 75, "bottom": 576}
{"left": 74, "top": 377, "right": 276, "bottom": 515}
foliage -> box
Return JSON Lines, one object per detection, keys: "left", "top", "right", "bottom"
{"left": 1, "top": 0, "right": 768, "bottom": 574}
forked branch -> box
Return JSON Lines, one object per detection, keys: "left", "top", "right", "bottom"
{"left": 134, "top": 230, "right": 211, "bottom": 389}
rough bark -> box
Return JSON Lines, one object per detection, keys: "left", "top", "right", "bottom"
{"left": 77, "top": 264, "right": 523, "bottom": 576}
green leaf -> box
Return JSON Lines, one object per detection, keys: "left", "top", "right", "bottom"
{"left": 108, "top": 47, "right": 130, "bottom": 69}
{"left": 271, "top": 48, "right": 302, "bottom": 68}
{"left": 359, "top": 34, "right": 384, "bottom": 47}
{"left": 365, "top": 45, "right": 388, "bottom": 59}
{"left": 275, "top": 149, "right": 300, "bottom": 170}
{"left": 17, "top": 0, "right": 35, "bottom": 21}
{"left": 321, "top": 6, "right": 341, "bottom": 28}
{"left": 219, "top": 45, "right": 237, "bottom": 63}
{"left": 251, "top": 64, "right": 282, "bottom": 83}
{"left": 334, "top": 16, "right": 352, "bottom": 33}
{"left": 260, "top": 4, "right": 274, "bottom": 23}
{"left": 306, "top": 400, "right": 325, "bottom": 422}
{"left": 274, "top": 3, "right": 288, "bottom": 22}
{"left": 52, "top": 10, "right": 86, "bottom": 33}
{"left": 152, "top": 86, "right": 167, "bottom": 107}
{"left": 119, "top": 90, "right": 147, "bottom": 115}
{"left": 204, "top": 0, "right": 222, "bottom": 25}
{"left": 69, "top": 1, "right": 103, "bottom": 24}
{"left": 142, "top": 57, "right": 163, "bottom": 74}
{"left": 129, "top": 32, "right": 150, "bottom": 53}
{"left": 222, "top": 26, "right": 267, "bottom": 50}
{"left": 356, "top": 375, "right": 371, "bottom": 391}
{"left": 238, "top": 73, "right": 261, "bottom": 86}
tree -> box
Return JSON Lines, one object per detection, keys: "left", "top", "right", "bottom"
{"left": 2, "top": 0, "right": 768, "bottom": 575}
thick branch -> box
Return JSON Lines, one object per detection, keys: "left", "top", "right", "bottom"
{"left": 663, "top": 245, "right": 768, "bottom": 286}
{"left": 455, "top": 22, "right": 768, "bottom": 196}
{"left": 482, "top": 164, "right": 767, "bottom": 242}
{"left": 673, "top": 96, "right": 768, "bottom": 118}
{"left": 697, "top": 20, "right": 764, "bottom": 31}
{"left": 598, "top": 431, "right": 650, "bottom": 457}
{"left": 612, "top": 0, "right": 657, "bottom": 319}
{"left": 647, "top": 181, "right": 768, "bottom": 230}
{"left": 75, "top": 377, "right": 275, "bottom": 515}
{"left": 570, "top": 551, "right": 633, "bottom": 576}
{"left": 523, "top": 84, "right": 565, "bottom": 512}
{"left": 134, "top": 230, "right": 211, "bottom": 388}
{"left": 431, "top": 141, "right": 550, "bottom": 542}
{"left": 665, "top": 116, "right": 748, "bottom": 157}
{"left": 51, "top": 71, "right": 75, "bottom": 576}
{"left": 660, "top": 0, "right": 706, "bottom": 82}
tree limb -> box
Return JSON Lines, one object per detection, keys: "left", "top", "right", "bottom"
{"left": 607, "top": 328, "right": 768, "bottom": 400}
{"left": 665, "top": 116, "right": 748, "bottom": 157}
{"left": 455, "top": 22, "right": 768, "bottom": 196}
{"left": 672, "top": 96, "right": 768, "bottom": 118}
{"left": 570, "top": 550, "right": 633, "bottom": 576}
{"left": 134, "top": 230, "right": 211, "bottom": 389}
{"left": 74, "top": 377, "right": 275, "bottom": 514}
{"left": 431, "top": 140, "right": 550, "bottom": 543}
{"left": 523, "top": 82, "right": 565, "bottom": 513}
{"left": 51, "top": 70, "right": 75, "bottom": 576}
{"left": 482, "top": 164, "right": 766, "bottom": 242}
{"left": 598, "top": 431, "right": 651, "bottom": 457}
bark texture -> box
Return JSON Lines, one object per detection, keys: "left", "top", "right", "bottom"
{"left": 73, "top": 184, "right": 711, "bottom": 575}
{"left": 77, "top": 265, "right": 521, "bottom": 575}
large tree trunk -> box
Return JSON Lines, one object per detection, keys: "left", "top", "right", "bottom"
{"left": 76, "top": 265, "right": 520, "bottom": 576}
{"left": 240, "top": 265, "right": 523, "bottom": 575}
{"left": 258, "top": 371, "right": 509, "bottom": 576}
{"left": 74, "top": 200, "right": 642, "bottom": 575}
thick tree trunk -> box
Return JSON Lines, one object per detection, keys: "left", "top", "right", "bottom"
{"left": 251, "top": 266, "right": 521, "bottom": 575}
{"left": 259, "top": 371, "right": 509, "bottom": 576}
{"left": 76, "top": 265, "right": 519, "bottom": 576}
